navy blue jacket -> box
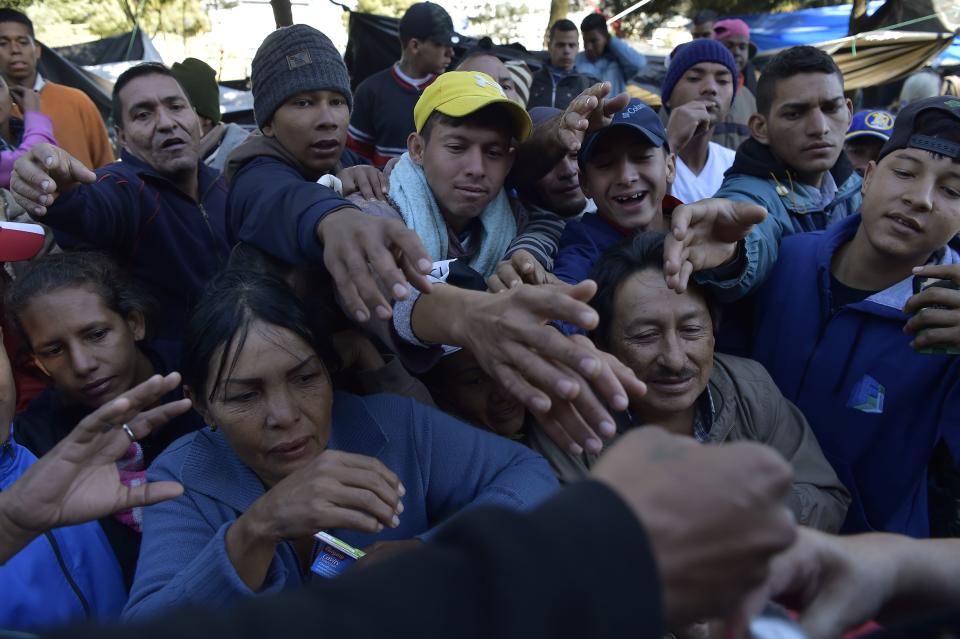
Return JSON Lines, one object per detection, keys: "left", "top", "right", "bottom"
{"left": 226, "top": 156, "right": 353, "bottom": 266}
{"left": 124, "top": 392, "right": 558, "bottom": 618}
{"left": 0, "top": 434, "right": 127, "bottom": 631}
{"left": 724, "top": 214, "right": 960, "bottom": 536}
{"left": 43, "top": 151, "right": 231, "bottom": 339}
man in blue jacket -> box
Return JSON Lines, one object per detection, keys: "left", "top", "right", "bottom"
{"left": 577, "top": 13, "right": 646, "bottom": 97}
{"left": 8, "top": 62, "right": 231, "bottom": 340}
{"left": 711, "top": 45, "right": 860, "bottom": 301}
{"left": 724, "top": 96, "right": 960, "bottom": 537}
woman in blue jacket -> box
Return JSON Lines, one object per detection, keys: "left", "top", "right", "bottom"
{"left": 123, "top": 270, "right": 558, "bottom": 618}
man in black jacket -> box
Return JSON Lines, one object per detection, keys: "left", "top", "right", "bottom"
{"left": 528, "top": 20, "right": 600, "bottom": 110}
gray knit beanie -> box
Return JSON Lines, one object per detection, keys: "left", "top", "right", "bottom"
{"left": 251, "top": 25, "right": 352, "bottom": 129}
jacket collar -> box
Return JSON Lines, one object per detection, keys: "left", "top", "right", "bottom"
{"left": 118, "top": 149, "right": 220, "bottom": 200}
{"left": 726, "top": 137, "right": 858, "bottom": 201}
{"left": 814, "top": 214, "right": 960, "bottom": 316}
{"left": 180, "top": 392, "right": 388, "bottom": 513}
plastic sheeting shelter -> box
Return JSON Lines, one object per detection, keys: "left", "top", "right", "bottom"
{"left": 756, "top": 30, "right": 957, "bottom": 91}
{"left": 737, "top": 1, "right": 960, "bottom": 69}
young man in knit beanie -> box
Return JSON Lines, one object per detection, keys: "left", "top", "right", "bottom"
{"left": 660, "top": 39, "right": 738, "bottom": 202}
{"left": 170, "top": 57, "right": 250, "bottom": 172}
{"left": 225, "top": 24, "right": 434, "bottom": 327}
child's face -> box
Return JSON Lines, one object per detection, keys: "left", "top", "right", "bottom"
{"left": 580, "top": 129, "right": 674, "bottom": 230}
{"left": 263, "top": 89, "right": 349, "bottom": 179}
{"left": 860, "top": 147, "right": 960, "bottom": 262}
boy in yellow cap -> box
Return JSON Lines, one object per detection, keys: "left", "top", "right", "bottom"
{"left": 351, "top": 70, "right": 532, "bottom": 279}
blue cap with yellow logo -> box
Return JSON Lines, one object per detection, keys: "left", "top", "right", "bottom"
{"left": 846, "top": 109, "right": 895, "bottom": 143}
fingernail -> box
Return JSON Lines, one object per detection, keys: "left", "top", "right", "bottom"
{"left": 391, "top": 514, "right": 400, "bottom": 527}
{"left": 392, "top": 283, "right": 409, "bottom": 298}
{"left": 44, "top": 156, "right": 54, "bottom": 167}
{"left": 418, "top": 259, "right": 432, "bottom": 272}
{"left": 912, "top": 266, "right": 922, "bottom": 273}
{"left": 580, "top": 358, "right": 599, "bottom": 376}
{"left": 40, "top": 180, "right": 49, "bottom": 190}
{"left": 567, "top": 442, "right": 583, "bottom": 455}
{"left": 599, "top": 421, "right": 616, "bottom": 437}
{"left": 585, "top": 438, "right": 603, "bottom": 454}
{"left": 355, "top": 309, "right": 369, "bottom": 322}
{"left": 377, "top": 523, "right": 384, "bottom": 532}
{"left": 612, "top": 394, "right": 628, "bottom": 411}
{"left": 532, "top": 397, "right": 550, "bottom": 413}
{"left": 556, "top": 378, "right": 576, "bottom": 398}
{"left": 33, "top": 206, "right": 43, "bottom": 215}
{"left": 398, "top": 482, "right": 406, "bottom": 497}
{"left": 579, "top": 311, "right": 597, "bottom": 326}
{"left": 396, "top": 501, "right": 404, "bottom": 514}
{"left": 376, "top": 305, "right": 392, "bottom": 320}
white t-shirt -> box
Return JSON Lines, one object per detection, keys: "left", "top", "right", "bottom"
{"left": 671, "top": 142, "right": 736, "bottom": 203}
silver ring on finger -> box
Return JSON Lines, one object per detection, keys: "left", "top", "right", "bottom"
{"left": 121, "top": 423, "right": 137, "bottom": 443}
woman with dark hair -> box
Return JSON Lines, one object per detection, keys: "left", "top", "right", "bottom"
{"left": 6, "top": 250, "right": 206, "bottom": 584}
{"left": 123, "top": 270, "right": 557, "bottom": 618}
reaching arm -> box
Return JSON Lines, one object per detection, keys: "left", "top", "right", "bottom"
{"left": 0, "top": 373, "right": 189, "bottom": 564}
{"left": 765, "top": 528, "right": 960, "bottom": 639}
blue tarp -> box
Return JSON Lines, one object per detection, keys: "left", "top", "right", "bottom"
{"left": 735, "top": 2, "right": 960, "bottom": 67}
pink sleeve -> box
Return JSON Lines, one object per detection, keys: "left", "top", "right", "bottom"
{"left": 0, "top": 111, "right": 57, "bottom": 188}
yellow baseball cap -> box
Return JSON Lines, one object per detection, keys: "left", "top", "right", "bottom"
{"left": 414, "top": 70, "right": 532, "bottom": 142}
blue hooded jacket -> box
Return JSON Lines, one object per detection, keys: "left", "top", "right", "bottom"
{"left": 713, "top": 138, "right": 863, "bottom": 301}
{"left": 0, "top": 433, "right": 127, "bottom": 631}
{"left": 42, "top": 151, "right": 231, "bottom": 340}
{"left": 723, "top": 214, "right": 960, "bottom": 536}
{"left": 123, "top": 392, "right": 558, "bottom": 619}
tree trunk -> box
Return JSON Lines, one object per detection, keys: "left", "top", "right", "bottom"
{"left": 270, "top": 0, "right": 294, "bottom": 28}
{"left": 848, "top": 0, "right": 869, "bottom": 35}
{"left": 546, "top": 0, "right": 568, "bottom": 46}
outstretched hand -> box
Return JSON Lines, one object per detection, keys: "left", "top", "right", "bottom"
{"left": 664, "top": 198, "right": 767, "bottom": 293}
{"left": 453, "top": 280, "right": 646, "bottom": 453}
{"left": 316, "top": 208, "right": 433, "bottom": 323}
{"left": 487, "top": 249, "right": 558, "bottom": 292}
{"left": 557, "top": 82, "right": 631, "bottom": 154}
{"left": 10, "top": 143, "right": 96, "bottom": 216}
{"left": 0, "top": 373, "right": 191, "bottom": 563}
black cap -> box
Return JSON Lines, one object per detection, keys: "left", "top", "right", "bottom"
{"left": 878, "top": 96, "right": 960, "bottom": 162}
{"left": 399, "top": 2, "right": 457, "bottom": 46}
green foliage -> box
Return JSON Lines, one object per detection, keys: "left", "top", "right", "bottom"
{"left": 29, "top": 0, "right": 209, "bottom": 39}
{"left": 470, "top": 2, "right": 532, "bottom": 44}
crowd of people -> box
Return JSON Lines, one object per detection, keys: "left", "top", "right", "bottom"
{"left": 0, "top": 2, "right": 958, "bottom": 637}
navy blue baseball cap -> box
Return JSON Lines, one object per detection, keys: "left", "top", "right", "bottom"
{"left": 578, "top": 98, "right": 668, "bottom": 171}
{"left": 846, "top": 109, "right": 895, "bottom": 143}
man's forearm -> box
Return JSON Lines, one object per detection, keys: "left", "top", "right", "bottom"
{"left": 885, "top": 537, "right": 960, "bottom": 618}
{"left": 409, "top": 283, "right": 483, "bottom": 346}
